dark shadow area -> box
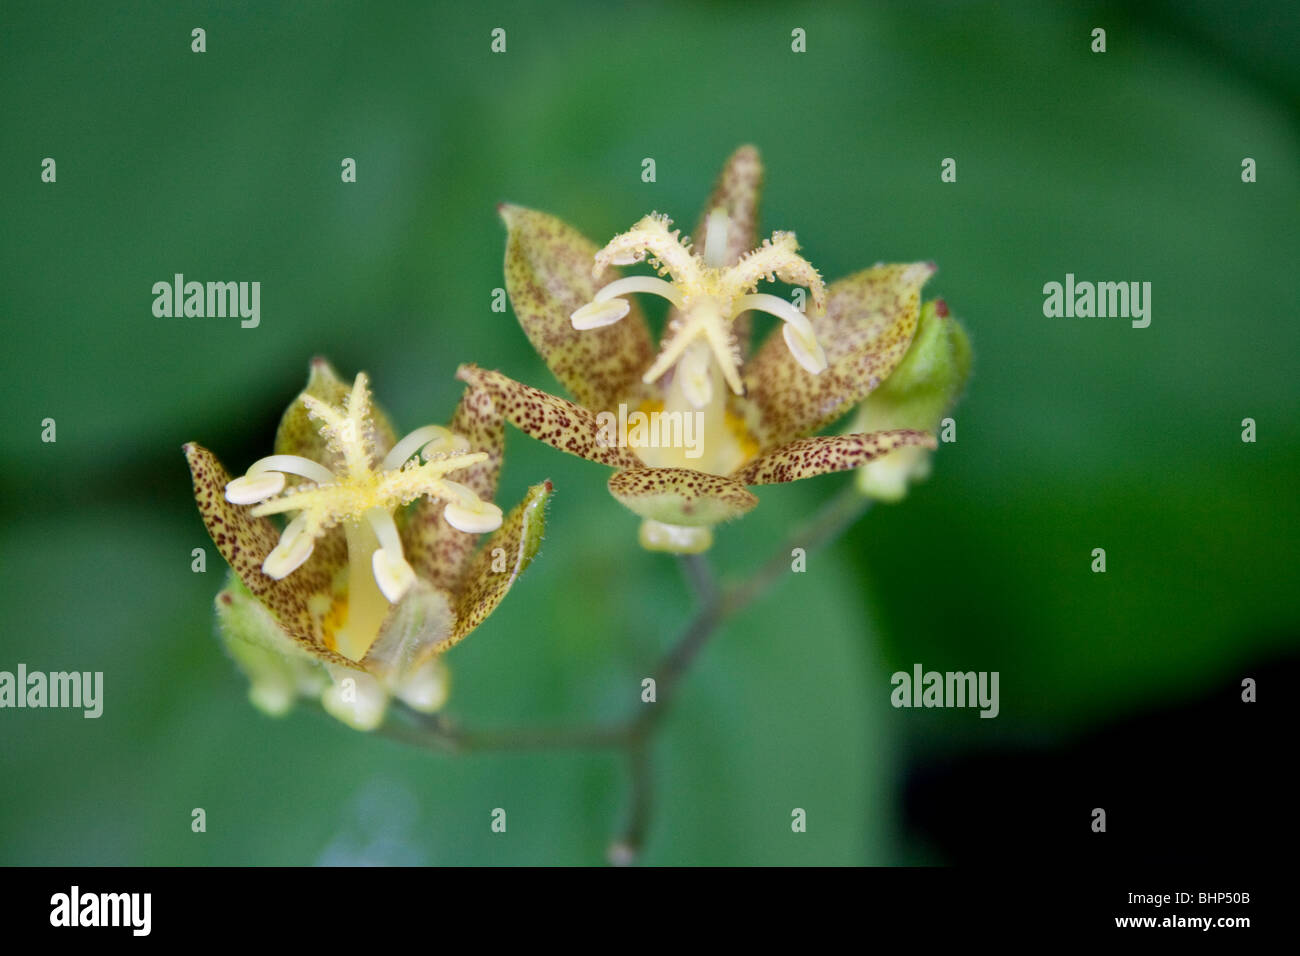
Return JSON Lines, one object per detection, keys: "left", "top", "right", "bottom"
{"left": 903, "top": 643, "right": 1294, "bottom": 864}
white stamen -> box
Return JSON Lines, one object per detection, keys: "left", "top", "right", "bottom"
{"left": 371, "top": 549, "right": 416, "bottom": 604}
{"left": 366, "top": 508, "right": 415, "bottom": 604}
{"left": 782, "top": 323, "right": 829, "bottom": 375}
{"left": 365, "top": 507, "right": 403, "bottom": 554}
{"left": 443, "top": 501, "right": 505, "bottom": 534}
{"left": 226, "top": 454, "right": 337, "bottom": 504}
{"left": 262, "top": 515, "right": 316, "bottom": 579}
{"left": 703, "top": 209, "right": 730, "bottom": 268}
{"left": 246, "top": 455, "right": 336, "bottom": 484}
{"left": 731, "top": 293, "right": 817, "bottom": 340}
{"left": 439, "top": 480, "right": 505, "bottom": 534}
{"left": 225, "top": 471, "right": 286, "bottom": 504}
{"left": 381, "top": 425, "right": 457, "bottom": 471}
{"left": 593, "top": 276, "right": 686, "bottom": 309}
{"left": 571, "top": 298, "right": 631, "bottom": 330}
{"left": 733, "top": 293, "right": 828, "bottom": 375}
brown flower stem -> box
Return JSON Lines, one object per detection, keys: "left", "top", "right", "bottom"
{"left": 376, "top": 481, "right": 873, "bottom": 861}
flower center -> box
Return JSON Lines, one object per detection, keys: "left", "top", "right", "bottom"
{"left": 223, "top": 372, "right": 504, "bottom": 661}
{"left": 569, "top": 210, "right": 831, "bottom": 409}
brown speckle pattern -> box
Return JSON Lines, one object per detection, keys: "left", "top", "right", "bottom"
{"left": 402, "top": 384, "right": 506, "bottom": 594}
{"left": 745, "top": 262, "right": 934, "bottom": 449}
{"left": 183, "top": 442, "right": 361, "bottom": 670}
{"left": 457, "top": 363, "right": 643, "bottom": 469}
{"left": 694, "top": 144, "right": 763, "bottom": 269}
{"left": 607, "top": 467, "right": 758, "bottom": 525}
{"left": 440, "top": 480, "right": 552, "bottom": 651}
{"left": 501, "top": 204, "right": 656, "bottom": 410}
{"left": 733, "top": 430, "right": 937, "bottom": 485}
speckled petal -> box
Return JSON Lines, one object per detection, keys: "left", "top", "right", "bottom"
{"left": 694, "top": 145, "right": 763, "bottom": 268}
{"left": 184, "top": 442, "right": 361, "bottom": 670}
{"left": 500, "top": 204, "right": 656, "bottom": 411}
{"left": 402, "top": 384, "right": 505, "bottom": 592}
{"left": 440, "top": 481, "right": 553, "bottom": 650}
{"left": 745, "top": 262, "right": 935, "bottom": 448}
{"left": 274, "top": 357, "right": 398, "bottom": 467}
{"left": 732, "top": 430, "right": 937, "bottom": 485}
{"left": 456, "top": 364, "right": 643, "bottom": 469}
{"left": 607, "top": 467, "right": 758, "bottom": 526}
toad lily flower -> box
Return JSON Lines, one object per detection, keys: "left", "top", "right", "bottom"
{"left": 467, "top": 145, "right": 943, "bottom": 553}
{"left": 184, "top": 358, "right": 551, "bottom": 730}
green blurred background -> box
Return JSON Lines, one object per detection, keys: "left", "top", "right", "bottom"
{"left": 1, "top": 0, "right": 1295, "bottom": 865}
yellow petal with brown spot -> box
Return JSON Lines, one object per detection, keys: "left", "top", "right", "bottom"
{"left": 439, "top": 480, "right": 552, "bottom": 651}
{"left": 183, "top": 442, "right": 362, "bottom": 670}
{"left": 456, "top": 364, "right": 642, "bottom": 469}
{"left": 745, "top": 262, "right": 935, "bottom": 449}
{"left": 607, "top": 467, "right": 757, "bottom": 526}
{"left": 500, "top": 204, "right": 655, "bottom": 411}
{"left": 732, "top": 430, "right": 937, "bottom": 485}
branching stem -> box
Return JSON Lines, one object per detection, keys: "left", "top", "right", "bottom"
{"left": 373, "top": 482, "right": 873, "bottom": 862}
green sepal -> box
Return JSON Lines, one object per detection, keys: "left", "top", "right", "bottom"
{"left": 851, "top": 300, "right": 971, "bottom": 501}
{"left": 214, "top": 571, "right": 326, "bottom": 716}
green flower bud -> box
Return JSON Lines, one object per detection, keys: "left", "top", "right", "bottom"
{"left": 851, "top": 299, "right": 971, "bottom": 502}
